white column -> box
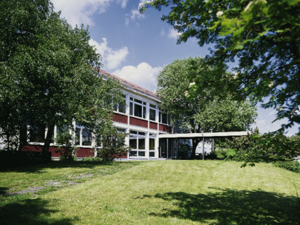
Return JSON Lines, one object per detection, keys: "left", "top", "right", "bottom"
{"left": 155, "top": 134, "right": 159, "bottom": 158}
{"left": 145, "top": 132, "right": 149, "bottom": 159}
{"left": 125, "top": 128, "right": 130, "bottom": 159}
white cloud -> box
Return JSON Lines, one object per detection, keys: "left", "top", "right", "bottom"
{"left": 117, "top": 0, "right": 128, "bottom": 8}
{"left": 125, "top": 9, "right": 145, "bottom": 25}
{"left": 113, "top": 62, "right": 162, "bottom": 92}
{"left": 89, "top": 38, "right": 129, "bottom": 70}
{"left": 52, "top": 0, "right": 128, "bottom": 27}
{"left": 160, "top": 28, "right": 165, "bottom": 36}
{"left": 52, "top": 0, "right": 112, "bottom": 27}
{"left": 168, "top": 28, "right": 181, "bottom": 40}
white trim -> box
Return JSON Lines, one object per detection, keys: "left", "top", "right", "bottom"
{"left": 159, "top": 131, "right": 250, "bottom": 139}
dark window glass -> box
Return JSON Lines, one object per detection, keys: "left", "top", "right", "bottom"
{"left": 130, "top": 139, "right": 137, "bottom": 149}
{"left": 138, "top": 151, "right": 145, "bottom": 156}
{"left": 113, "top": 103, "right": 118, "bottom": 111}
{"left": 134, "top": 99, "right": 142, "bottom": 104}
{"left": 130, "top": 130, "right": 137, "bottom": 134}
{"left": 150, "top": 109, "right": 156, "bottom": 120}
{"left": 75, "top": 128, "right": 80, "bottom": 145}
{"left": 162, "top": 113, "right": 167, "bottom": 124}
{"left": 159, "top": 112, "right": 161, "bottom": 123}
{"left": 30, "top": 125, "right": 45, "bottom": 142}
{"left": 130, "top": 102, "right": 133, "bottom": 115}
{"left": 119, "top": 102, "right": 125, "bottom": 113}
{"left": 150, "top": 104, "right": 156, "bottom": 108}
{"left": 138, "top": 138, "right": 145, "bottom": 150}
{"left": 149, "top": 152, "right": 155, "bottom": 157}
{"left": 143, "top": 106, "right": 146, "bottom": 118}
{"left": 82, "top": 128, "right": 91, "bottom": 146}
{"left": 143, "top": 102, "right": 146, "bottom": 105}
{"left": 130, "top": 151, "right": 137, "bottom": 156}
{"left": 139, "top": 132, "right": 145, "bottom": 136}
{"left": 134, "top": 104, "right": 142, "bottom": 117}
{"left": 149, "top": 139, "right": 155, "bottom": 150}
{"left": 168, "top": 116, "right": 170, "bottom": 125}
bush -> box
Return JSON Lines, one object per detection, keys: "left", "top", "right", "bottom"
{"left": 274, "top": 161, "right": 300, "bottom": 173}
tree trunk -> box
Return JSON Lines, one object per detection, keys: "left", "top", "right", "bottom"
{"left": 42, "top": 124, "right": 55, "bottom": 152}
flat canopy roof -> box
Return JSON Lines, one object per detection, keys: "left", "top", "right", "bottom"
{"left": 159, "top": 131, "right": 250, "bottom": 139}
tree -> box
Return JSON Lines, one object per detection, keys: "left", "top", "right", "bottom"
{"left": 141, "top": 0, "right": 300, "bottom": 131}
{"left": 0, "top": 0, "right": 123, "bottom": 152}
{"left": 157, "top": 57, "right": 257, "bottom": 158}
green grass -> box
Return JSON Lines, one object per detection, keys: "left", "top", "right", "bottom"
{"left": 1, "top": 160, "right": 300, "bottom": 224}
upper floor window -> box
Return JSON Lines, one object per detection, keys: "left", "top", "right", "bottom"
{"left": 114, "top": 94, "right": 126, "bottom": 114}
{"left": 149, "top": 104, "right": 156, "bottom": 121}
{"left": 159, "top": 110, "right": 170, "bottom": 125}
{"left": 130, "top": 97, "right": 146, "bottom": 119}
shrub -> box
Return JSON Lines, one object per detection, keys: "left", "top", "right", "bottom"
{"left": 274, "top": 161, "right": 300, "bottom": 173}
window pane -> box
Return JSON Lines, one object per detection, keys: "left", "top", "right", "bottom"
{"left": 82, "top": 128, "right": 91, "bottom": 146}
{"left": 75, "top": 128, "right": 80, "bottom": 145}
{"left": 159, "top": 112, "right": 161, "bottom": 123}
{"left": 150, "top": 104, "right": 156, "bottom": 108}
{"left": 139, "top": 132, "right": 145, "bottom": 136}
{"left": 130, "top": 139, "right": 137, "bottom": 149}
{"left": 150, "top": 109, "right": 156, "bottom": 120}
{"left": 130, "top": 102, "right": 133, "bottom": 115}
{"left": 134, "top": 99, "right": 142, "bottom": 104}
{"left": 162, "top": 113, "right": 167, "bottom": 124}
{"left": 149, "top": 152, "right": 155, "bottom": 157}
{"left": 149, "top": 139, "right": 155, "bottom": 150}
{"left": 130, "top": 97, "right": 133, "bottom": 101}
{"left": 130, "top": 151, "right": 137, "bottom": 156}
{"left": 138, "top": 138, "right": 145, "bottom": 150}
{"left": 119, "top": 102, "right": 125, "bottom": 113}
{"left": 143, "top": 106, "right": 146, "bottom": 118}
{"left": 134, "top": 104, "right": 142, "bottom": 117}
{"left": 130, "top": 130, "right": 137, "bottom": 134}
{"left": 138, "top": 151, "right": 145, "bottom": 156}
{"left": 30, "top": 125, "right": 45, "bottom": 142}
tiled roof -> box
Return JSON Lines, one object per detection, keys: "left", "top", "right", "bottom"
{"left": 98, "top": 69, "right": 159, "bottom": 99}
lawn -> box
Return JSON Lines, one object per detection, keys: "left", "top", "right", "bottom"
{"left": 1, "top": 160, "right": 300, "bottom": 224}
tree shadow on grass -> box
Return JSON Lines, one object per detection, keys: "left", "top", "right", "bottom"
{"left": 0, "top": 161, "right": 142, "bottom": 173}
{"left": 0, "top": 198, "right": 77, "bottom": 225}
{"left": 142, "top": 187, "right": 300, "bottom": 224}
{"left": 0, "top": 187, "right": 9, "bottom": 196}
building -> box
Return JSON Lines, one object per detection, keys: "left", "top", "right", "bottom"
{"left": 20, "top": 69, "right": 173, "bottom": 160}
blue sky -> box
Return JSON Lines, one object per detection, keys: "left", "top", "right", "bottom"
{"left": 51, "top": 0, "right": 298, "bottom": 136}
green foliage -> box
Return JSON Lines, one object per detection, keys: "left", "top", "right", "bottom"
{"left": 220, "top": 128, "right": 300, "bottom": 166}
{"left": 274, "top": 161, "right": 300, "bottom": 174}
{"left": 0, "top": 0, "right": 124, "bottom": 152}
{"left": 157, "top": 57, "right": 257, "bottom": 158}
{"left": 97, "top": 128, "right": 129, "bottom": 161}
{"left": 143, "top": 0, "right": 300, "bottom": 130}
{"left": 55, "top": 126, "right": 77, "bottom": 161}
{"left": 178, "top": 142, "right": 191, "bottom": 159}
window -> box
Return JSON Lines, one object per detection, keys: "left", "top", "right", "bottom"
{"left": 30, "top": 125, "right": 45, "bottom": 142}
{"left": 159, "top": 110, "right": 169, "bottom": 125}
{"left": 75, "top": 123, "right": 92, "bottom": 146}
{"left": 149, "top": 133, "right": 156, "bottom": 157}
{"left": 130, "top": 97, "right": 146, "bottom": 119}
{"left": 114, "top": 94, "right": 126, "bottom": 114}
{"left": 129, "top": 130, "right": 146, "bottom": 157}
{"left": 149, "top": 104, "right": 156, "bottom": 121}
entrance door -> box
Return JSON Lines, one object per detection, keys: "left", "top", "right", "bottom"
{"left": 159, "top": 139, "right": 167, "bottom": 158}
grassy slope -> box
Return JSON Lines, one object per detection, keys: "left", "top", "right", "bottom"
{"left": 1, "top": 161, "right": 300, "bottom": 224}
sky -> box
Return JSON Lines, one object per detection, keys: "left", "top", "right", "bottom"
{"left": 51, "top": 0, "right": 298, "bottom": 136}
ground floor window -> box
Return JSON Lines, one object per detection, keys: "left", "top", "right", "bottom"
{"left": 149, "top": 133, "right": 156, "bottom": 157}
{"left": 129, "top": 130, "right": 145, "bottom": 157}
